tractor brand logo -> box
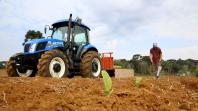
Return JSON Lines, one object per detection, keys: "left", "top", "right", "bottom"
{"left": 47, "top": 41, "right": 64, "bottom": 47}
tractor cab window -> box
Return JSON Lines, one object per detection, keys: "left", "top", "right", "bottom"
{"left": 52, "top": 27, "right": 68, "bottom": 41}
{"left": 74, "top": 26, "right": 87, "bottom": 44}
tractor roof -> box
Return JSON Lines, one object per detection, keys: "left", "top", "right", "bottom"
{"left": 52, "top": 19, "right": 90, "bottom": 30}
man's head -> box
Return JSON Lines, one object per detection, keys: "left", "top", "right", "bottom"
{"left": 153, "top": 43, "right": 158, "bottom": 48}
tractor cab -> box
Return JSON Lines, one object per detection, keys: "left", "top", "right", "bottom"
{"left": 51, "top": 19, "right": 90, "bottom": 44}
{"left": 49, "top": 19, "right": 91, "bottom": 58}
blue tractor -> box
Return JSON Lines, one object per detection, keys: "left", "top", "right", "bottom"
{"left": 6, "top": 14, "right": 102, "bottom": 78}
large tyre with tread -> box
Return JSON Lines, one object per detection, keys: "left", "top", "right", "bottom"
{"left": 6, "top": 59, "right": 18, "bottom": 77}
{"left": 37, "top": 49, "right": 69, "bottom": 78}
{"left": 80, "top": 51, "right": 102, "bottom": 78}
{"left": 6, "top": 59, "right": 35, "bottom": 77}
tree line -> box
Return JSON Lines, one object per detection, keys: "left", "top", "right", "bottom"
{"left": 24, "top": 30, "right": 43, "bottom": 42}
{"left": 114, "top": 54, "right": 198, "bottom": 76}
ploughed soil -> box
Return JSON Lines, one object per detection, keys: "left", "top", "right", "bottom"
{"left": 0, "top": 71, "right": 198, "bottom": 111}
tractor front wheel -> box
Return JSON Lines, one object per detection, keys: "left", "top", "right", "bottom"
{"left": 80, "top": 51, "right": 101, "bottom": 78}
{"left": 37, "top": 49, "right": 69, "bottom": 78}
{"left": 6, "top": 59, "right": 35, "bottom": 77}
{"left": 6, "top": 59, "right": 18, "bottom": 77}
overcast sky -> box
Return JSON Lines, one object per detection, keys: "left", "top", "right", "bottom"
{"left": 0, "top": 0, "right": 198, "bottom": 61}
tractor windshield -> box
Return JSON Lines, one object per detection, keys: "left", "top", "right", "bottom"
{"left": 52, "top": 26, "right": 68, "bottom": 41}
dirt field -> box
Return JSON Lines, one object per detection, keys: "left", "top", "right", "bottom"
{"left": 0, "top": 69, "right": 7, "bottom": 77}
{"left": 0, "top": 69, "right": 198, "bottom": 111}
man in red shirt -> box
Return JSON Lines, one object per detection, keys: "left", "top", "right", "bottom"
{"left": 150, "top": 43, "right": 162, "bottom": 78}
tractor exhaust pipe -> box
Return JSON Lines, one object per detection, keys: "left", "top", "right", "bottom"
{"left": 67, "top": 14, "right": 72, "bottom": 43}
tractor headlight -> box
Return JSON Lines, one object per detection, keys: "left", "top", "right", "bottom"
{"left": 29, "top": 44, "right": 37, "bottom": 53}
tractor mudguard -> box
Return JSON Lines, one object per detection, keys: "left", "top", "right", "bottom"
{"left": 76, "top": 44, "right": 98, "bottom": 59}
{"left": 10, "top": 53, "right": 23, "bottom": 60}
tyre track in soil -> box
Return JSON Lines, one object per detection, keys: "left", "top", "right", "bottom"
{"left": 0, "top": 76, "right": 197, "bottom": 111}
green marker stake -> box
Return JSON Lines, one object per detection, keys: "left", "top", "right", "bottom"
{"left": 101, "top": 70, "right": 112, "bottom": 96}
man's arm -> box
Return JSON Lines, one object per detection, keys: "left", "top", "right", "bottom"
{"left": 150, "top": 53, "right": 153, "bottom": 63}
{"left": 159, "top": 48, "right": 162, "bottom": 61}
{"left": 160, "top": 53, "right": 162, "bottom": 61}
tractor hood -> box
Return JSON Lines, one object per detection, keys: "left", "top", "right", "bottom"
{"left": 25, "top": 38, "right": 64, "bottom": 44}
{"left": 24, "top": 38, "right": 65, "bottom": 54}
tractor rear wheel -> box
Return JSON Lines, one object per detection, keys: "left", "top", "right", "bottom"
{"left": 37, "top": 49, "right": 69, "bottom": 78}
{"left": 80, "top": 51, "right": 101, "bottom": 78}
{"left": 6, "top": 59, "right": 35, "bottom": 77}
